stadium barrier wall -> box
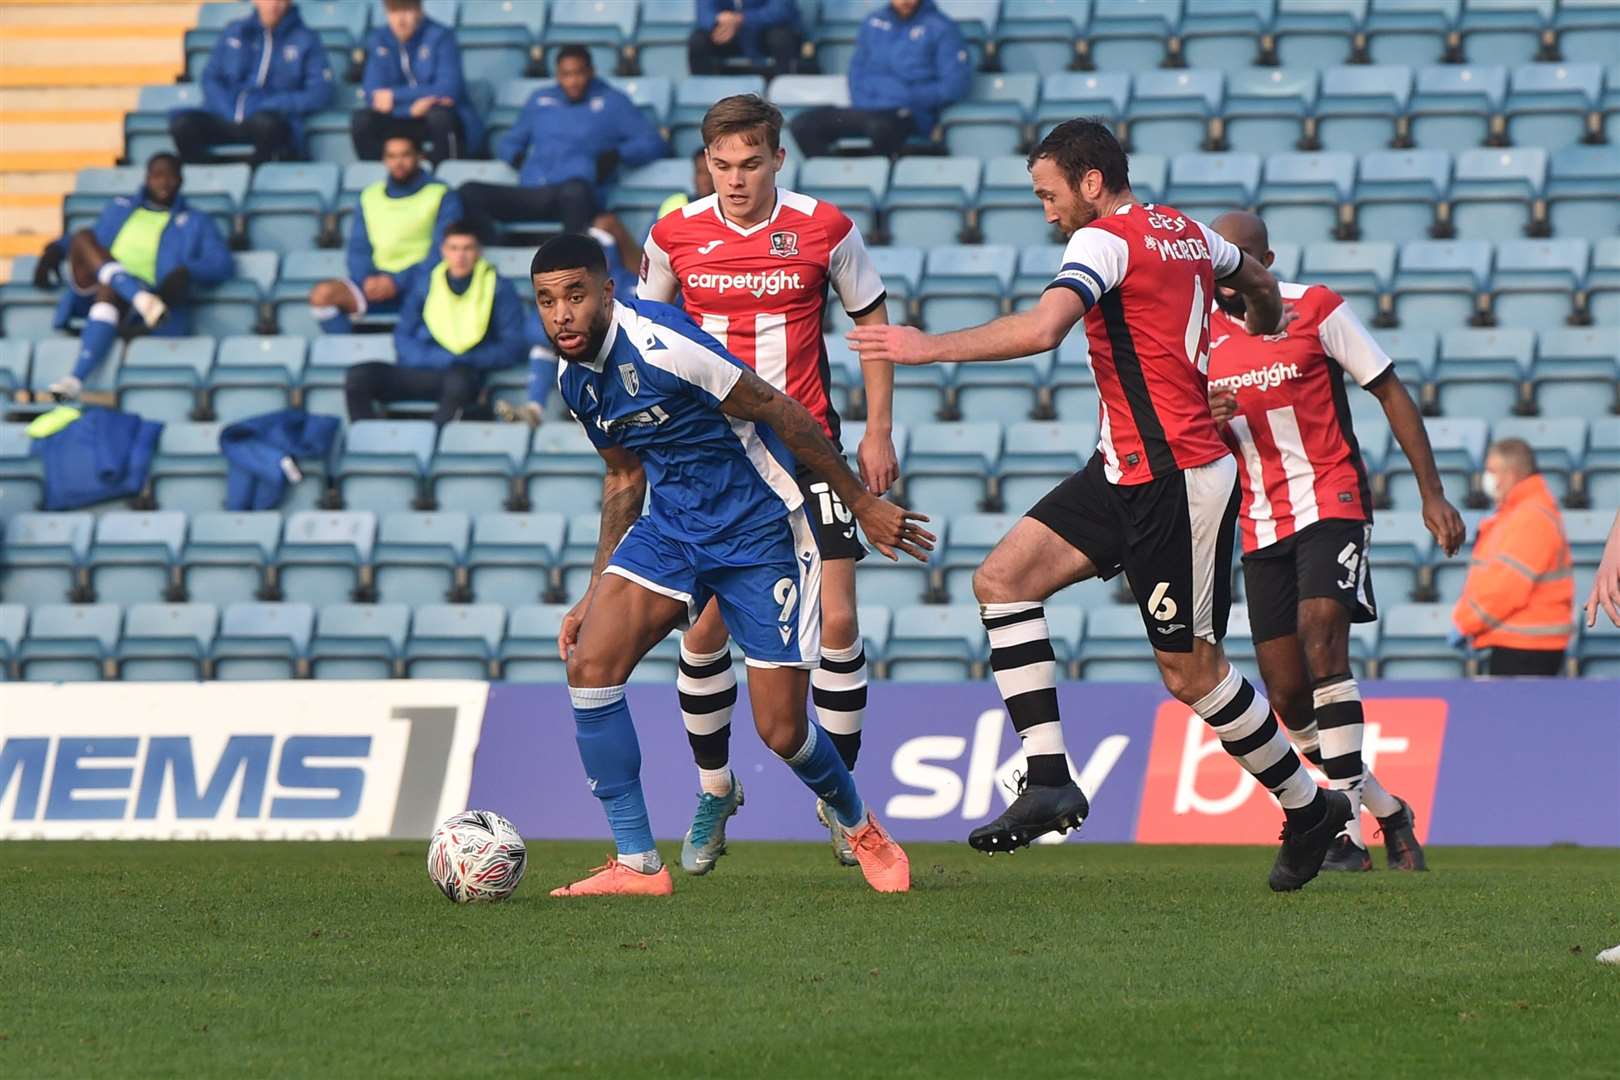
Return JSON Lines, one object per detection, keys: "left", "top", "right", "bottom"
{"left": 3, "top": 681, "right": 1615, "bottom": 845}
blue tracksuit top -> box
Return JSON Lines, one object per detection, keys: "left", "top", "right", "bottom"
{"left": 849, "top": 0, "right": 972, "bottom": 135}
{"left": 192, "top": 5, "right": 335, "bottom": 153}
{"left": 360, "top": 15, "right": 486, "bottom": 156}
{"left": 495, "top": 77, "right": 667, "bottom": 198}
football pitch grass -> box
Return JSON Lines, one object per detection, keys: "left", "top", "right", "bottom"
{"left": 5, "top": 841, "right": 1616, "bottom": 1078}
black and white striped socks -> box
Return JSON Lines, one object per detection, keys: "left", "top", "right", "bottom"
{"left": 813, "top": 641, "right": 867, "bottom": 771}
{"left": 678, "top": 644, "right": 736, "bottom": 796}
{"left": 982, "top": 602, "right": 1070, "bottom": 787}
{"left": 1193, "top": 666, "right": 1325, "bottom": 825}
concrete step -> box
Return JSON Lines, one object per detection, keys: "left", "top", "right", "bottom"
{"left": 0, "top": 194, "right": 61, "bottom": 235}
{"left": 0, "top": 3, "right": 200, "bottom": 25}
{"left": 0, "top": 149, "right": 118, "bottom": 172}
{"left": 0, "top": 88, "right": 140, "bottom": 112}
{"left": 0, "top": 172, "right": 77, "bottom": 196}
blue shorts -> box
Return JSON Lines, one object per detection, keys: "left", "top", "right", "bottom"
{"left": 605, "top": 508, "right": 822, "bottom": 668}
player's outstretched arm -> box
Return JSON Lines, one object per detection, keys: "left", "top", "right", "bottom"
{"left": 845, "top": 285, "right": 1085, "bottom": 367}
{"left": 558, "top": 446, "right": 646, "bottom": 659}
{"left": 1585, "top": 510, "right": 1620, "bottom": 628}
{"left": 1369, "top": 373, "right": 1465, "bottom": 557}
{"left": 720, "top": 368, "right": 935, "bottom": 562}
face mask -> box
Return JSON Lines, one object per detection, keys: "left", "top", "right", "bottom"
{"left": 1482, "top": 471, "right": 1500, "bottom": 501}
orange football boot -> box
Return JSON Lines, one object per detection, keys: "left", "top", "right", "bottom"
{"left": 549, "top": 857, "right": 675, "bottom": 897}
{"left": 845, "top": 813, "right": 910, "bottom": 893}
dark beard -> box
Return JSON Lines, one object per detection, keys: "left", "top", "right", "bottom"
{"left": 1214, "top": 291, "right": 1246, "bottom": 319}
{"left": 560, "top": 312, "right": 613, "bottom": 362}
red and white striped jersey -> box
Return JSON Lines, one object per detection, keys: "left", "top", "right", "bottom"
{"left": 1046, "top": 202, "right": 1240, "bottom": 485}
{"left": 638, "top": 188, "right": 886, "bottom": 441}
{"left": 1207, "top": 281, "right": 1395, "bottom": 554}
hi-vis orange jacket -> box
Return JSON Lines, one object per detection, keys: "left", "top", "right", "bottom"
{"left": 1452, "top": 474, "right": 1574, "bottom": 652}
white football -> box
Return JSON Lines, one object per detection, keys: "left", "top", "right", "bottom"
{"left": 428, "top": 810, "right": 528, "bottom": 903}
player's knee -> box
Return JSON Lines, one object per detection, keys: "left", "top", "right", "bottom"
{"left": 819, "top": 604, "right": 858, "bottom": 652}
{"left": 971, "top": 560, "right": 1017, "bottom": 604}
{"left": 308, "top": 280, "right": 343, "bottom": 308}
{"left": 566, "top": 647, "right": 624, "bottom": 690}
{"left": 1271, "top": 681, "right": 1313, "bottom": 730}
{"left": 1297, "top": 610, "right": 1349, "bottom": 679}
{"left": 94, "top": 284, "right": 119, "bottom": 305}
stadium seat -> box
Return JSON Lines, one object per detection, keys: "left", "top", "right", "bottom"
{"left": 0, "top": 338, "right": 26, "bottom": 397}
{"left": 1257, "top": 152, "right": 1355, "bottom": 244}
{"left": 0, "top": 422, "right": 44, "bottom": 521}
{"left": 0, "top": 604, "right": 24, "bottom": 680}
{"left": 457, "top": 1, "right": 542, "bottom": 84}
{"left": 1272, "top": 0, "right": 1366, "bottom": 68}
{"left": 767, "top": 74, "right": 851, "bottom": 121}
{"left": 938, "top": 512, "right": 1019, "bottom": 604}
{"left": 305, "top": 335, "right": 395, "bottom": 419}
{"left": 1457, "top": 0, "right": 1555, "bottom": 66}
{"left": 1035, "top": 73, "right": 1132, "bottom": 140}
{"left": 192, "top": 251, "right": 275, "bottom": 339}
{"left": 1083, "top": 0, "right": 1179, "bottom": 71}
{"left": 1372, "top": 326, "right": 1438, "bottom": 392}
{"left": 309, "top": 602, "right": 410, "bottom": 680}
{"left": 854, "top": 604, "right": 893, "bottom": 669}
{"left": 975, "top": 156, "right": 1055, "bottom": 248}
{"left": 1364, "top": 0, "right": 1459, "bottom": 66}
{"left": 118, "top": 336, "right": 213, "bottom": 423}
{"left": 1007, "top": 244, "right": 1065, "bottom": 311}
{"left": 1075, "top": 605, "right": 1162, "bottom": 680}
{"left": 1446, "top": 148, "right": 1546, "bottom": 241}
{"left": 1532, "top": 327, "right": 1619, "bottom": 421}
{"left": 1392, "top": 239, "right": 1491, "bottom": 330}
{"left": 865, "top": 245, "right": 925, "bottom": 321}
{"left": 147, "top": 421, "right": 228, "bottom": 512}
{"left": 883, "top": 605, "right": 986, "bottom": 682}
{"left": 117, "top": 602, "right": 218, "bottom": 681}
{"left": 1384, "top": 414, "right": 1488, "bottom": 508}
{"left": 18, "top": 603, "right": 119, "bottom": 682}
{"left": 1490, "top": 417, "right": 1586, "bottom": 499}
{"left": 1490, "top": 238, "right": 1587, "bottom": 328}
{"left": 468, "top": 512, "right": 565, "bottom": 605}
{"left": 883, "top": 158, "right": 980, "bottom": 249}
{"left": 1434, "top": 327, "right": 1533, "bottom": 419}
{"left": 525, "top": 423, "right": 606, "bottom": 515}
{"left": 1268, "top": 241, "right": 1303, "bottom": 284}
{"left": 954, "top": 350, "right": 1050, "bottom": 423}
{"left": 499, "top": 603, "right": 572, "bottom": 682}
{"left": 903, "top": 422, "right": 1001, "bottom": 518}
{"left": 1408, "top": 64, "right": 1508, "bottom": 152}
{"left": 336, "top": 420, "right": 436, "bottom": 511}
{"left": 1314, "top": 65, "right": 1413, "bottom": 154}
{"left": 180, "top": 511, "right": 280, "bottom": 605}
{"left": 244, "top": 163, "right": 341, "bottom": 254}
{"left": 276, "top": 511, "right": 377, "bottom": 606}
{"left": 1049, "top": 334, "right": 1100, "bottom": 423}
{"left": 919, "top": 245, "right": 1014, "bottom": 334}
{"left": 1128, "top": 69, "right": 1223, "bottom": 156}
{"left": 556, "top": 513, "right": 599, "bottom": 602}
{"left": 806, "top": 0, "right": 872, "bottom": 73}
{"left": 1378, "top": 603, "right": 1467, "bottom": 678}
{"left": 1178, "top": 0, "right": 1274, "bottom": 70}
{"left": 405, "top": 603, "right": 503, "bottom": 679}
{"left": 270, "top": 250, "right": 347, "bottom": 336}
{"left": 1350, "top": 148, "right": 1451, "bottom": 245}
{"left": 670, "top": 76, "right": 765, "bottom": 155}
{"left": 123, "top": 85, "right": 201, "bottom": 164}
{"left": 31, "top": 337, "right": 119, "bottom": 401}
{"left": 0, "top": 512, "right": 91, "bottom": 607}
{"left": 608, "top": 158, "right": 698, "bottom": 240}
{"left": 1552, "top": 0, "right": 1620, "bottom": 64}
{"left": 428, "top": 421, "right": 529, "bottom": 515}
{"left": 798, "top": 157, "right": 889, "bottom": 237}
{"left": 212, "top": 601, "right": 314, "bottom": 681}
{"left": 940, "top": 73, "right": 1037, "bottom": 159}
{"left": 1302, "top": 241, "right": 1395, "bottom": 325}
{"left": 1580, "top": 418, "right": 1620, "bottom": 510}
{"left": 372, "top": 510, "right": 469, "bottom": 607}
{"left": 1221, "top": 67, "right": 1316, "bottom": 154}
{"left": 541, "top": 0, "right": 636, "bottom": 73}
{"left": 1590, "top": 237, "right": 1620, "bottom": 326}
{"left": 1546, "top": 145, "right": 1620, "bottom": 240}
{"left": 1368, "top": 511, "right": 1437, "bottom": 602}
{"left": 176, "top": 164, "right": 253, "bottom": 218}
{"left": 1127, "top": 152, "right": 1169, "bottom": 204}
{"left": 61, "top": 164, "right": 146, "bottom": 234}
{"left": 0, "top": 264, "right": 60, "bottom": 342}
{"left": 208, "top": 335, "right": 306, "bottom": 423}
{"left": 1503, "top": 62, "right": 1604, "bottom": 152}
{"left": 1577, "top": 612, "right": 1620, "bottom": 676}
{"left": 1165, "top": 152, "right": 1260, "bottom": 220}
{"left": 88, "top": 511, "right": 186, "bottom": 606}
{"left": 998, "top": 421, "right": 1093, "bottom": 513}
{"left": 634, "top": 0, "right": 697, "bottom": 80}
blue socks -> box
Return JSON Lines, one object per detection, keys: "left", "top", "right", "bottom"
{"left": 313, "top": 305, "right": 352, "bottom": 334}
{"left": 74, "top": 302, "right": 121, "bottom": 380}
{"left": 782, "top": 722, "right": 865, "bottom": 828}
{"left": 96, "top": 261, "right": 146, "bottom": 306}
{"left": 570, "top": 685, "right": 656, "bottom": 856}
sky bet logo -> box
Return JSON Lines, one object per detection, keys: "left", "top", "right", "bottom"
{"left": 0, "top": 735, "right": 369, "bottom": 822}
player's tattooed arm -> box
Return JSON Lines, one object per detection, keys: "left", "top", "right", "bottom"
{"left": 845, "top": 286, "right": 1084, "bottom": 366}
{"left": 719, "top": 368, "right": 935, "bottom": 562}
{"left": 590, "top": 445, "right": 647, "bottom": 581}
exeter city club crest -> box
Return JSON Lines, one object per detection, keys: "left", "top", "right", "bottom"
{"left": 618, "top": 363, "right": 640, "bottom": 396}
{"left": 768, "top": 230, "right": 799, "bottom": 258}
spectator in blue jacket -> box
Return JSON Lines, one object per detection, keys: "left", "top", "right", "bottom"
{"left": 789, "top": 0, "right": 970, "bottom": 158}
{"left": 353, "top": 0, "right": 484, "bottom": 165}
{"left": 345, "top": 222, "right": 526, "bottom": 425}
{"left": 169, "top": 0, "right": 335, "bottom": 165}
{"left": 688, "top": 0, "right": 802, "bottom": 75}
{"left": 459, "top": 45, "right": 667, "bottom": 238}
{"left": 31, "top": 153, "right": 233, "bottom": 399}
{"left": 307, "top": 133, "right": 462, "bottom": 334}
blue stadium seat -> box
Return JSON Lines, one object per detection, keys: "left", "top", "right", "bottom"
{"left": 798, "top": 157, "right": 889, "bottom": 236}
{"left": 1490, "top": 238, "right": 1587, "bottom": 328}
{"left": 954, "top": 351, "right": 1050, "bottom": 422}
{"left": 808, "top": 0, "right": 877, "bottom": 74}
{"left": 1269, "top": 241, "right": 1303, "bottom": 282}
{"left": 1050, "top": 334, "right": 1098, "bottom": 422}
{"left": 866, "top": 245, "right": 925, "bottom": 318}
{"left": 1392, "top": 239, "right": 1491, "bottom": 330}
{"left": 1553, "top": 0, "right": 1620, "bottom": 64}
{"left": 635, "top": 0, "right": 697, "bottom": 80}
{"left": 30, "top": 337, "right": 119, "bottom": 400}
{"left": 1378, "top": 603, "right": 1466, "bottom": 678}
{"left": 209, "top": 335, "right": 305, "bottom": 423}
{"left": 1491, "top": 417, "right": 1587, "bottom": 499}
{"left": 308, "top": 601, "right": 410, "bottom": 679}
{"left": 604, "top": 75, "right": 674, "bottom": 127}
{"left": 994, "top": 0, "right": 1087, "bottom": 73}
{"left": 499, "top": 603, "right": 572, "bottom": 682}
{"left": 1035, "top": 73, "right": 1131, "bottom": 140}
{"left": 1353, "top": 148, "right": 1450, "bottom": 243}
{"left": 1372, "top": 326, "right": 1438, "bottom": 391}
{"left": 180, "top": 511, "right": 280, "bottom": 605}
{"left": 883, "top": 605, "right": 986, "bottom": 682}
{"left": 903, "top": 422, "right": 1001, "bottom": 518}
{"left": 670, "top": 75, "right": 765, "bottom": 154}
{"left": 117, "top": 602, "right": 217, "bottom": 681}
{"left": 124, "top": 85, "right": 204, "bottom": 163}
{"left": 457, "top": 0, "right": 543, "bottom": 83}
{"left": 941, "top": 73, "right": 1037, "bottom": 159}
{"left": 1178, "top": 0, "right": 1274, "bottom": 70}
{"left": 0, "top": 338, "right": 28, "bottom": 397}
{"left": 525, "top": 423, "right": 606, "bottom": 515}
{"left": 1272, "top": 0, "right": 1366, "bottom": 68}
{"left": 468, "top": 511, "right": 565, "bottom": 605}
{"left": 271, "top": 249, "right": 348, "bottom": 336}
{"left": 62, "top": 165, "right": 146, "bottom": 234}
{"left": 176, "top": 164, "right": 253, "bottom": 217}
{"left": 1257, "top": 151, "right": 1355, "bottom": 244}
{"left": 1165, "top": 152, "right": 1260, "bottom": 219}
{"left": 373, "top": 510, "right": 469, "bottom": 607}
{"left": 1566, "top": 509, "right": 1614, "bottom": 576}
{"left": 1457, "top": 0, "right": 1554, "bottom": 66}
{"left": 88, "top": 511, "right": 185, "bottom": 606}
{"left": 118, "top": 336, "right": 213, "bottom": 423}
{"left": 918, "top": 245, "right": 1014, "bottom": 333}
{"left": 405, "top": 603, "right": 503, "bottom": 679}
{"left": 938, "top": 512, "right": 1019, "bottom": 604}
{"left": 1128, "top": 69, "right": 1223, "bottom": 156}
{"left": 1546, "top": 145, "right": 1620, "bottom": 239}
{"left": 18, "top": 603, "right": 119, "bottom": 683}
{"left": 998, "top": 421, "right": 1094, "bottom": 517}
{"left": 541, "top": 0, "right": 636, "bottom": 72}
{"left": 1504, "top": 62, "right": 1604, "bottom": 151}
{"left": 1302, "top": 241, "right": 1395, "bottom": 325}
{"left": 1126, "top": 152, "right": 1168, "bottom": 202}
{"left": 1009, "top": 244, "right": 1066, "bottom": 310}
{"left": 305, "top": 88, "right": 367, "bottom": 167}
{"left": 1532, "top": 327, "right": 1619, "bottom": 420}
{"left": 1368, "top": 512, "right": 1436, "bottom": 603}
{"left": 193, "top": 250, "right": 275, "bottom": 339}
{"left": 1364, "top": 0, "right": 1459, "bottom": 66}
{"left": 1385, "top": 413, "right": 1488, "bottom": 508}
{"left": 1409, "top": 64, "right": 1507, "bottom": 152}
{"left": 305, "top": 335, "right": 395, "bottom": 418}
{"left": 1222, "top": 67, "right": 1316, "bottom": 154}
{"left": 277, "top": 511, "right": 377, "bottom": 605}
{"left": 435, "top": 159, "right": 519, "bottom": 190}
{"left": 0, "top": 604, "right": 24, "bottom": 680}
{"left": 0, "top": 512, "right": 91, "bottom": 606}
{"left": 857, "top": 540, "right": 936, "bottom": 609}
{"left": 428, "top": 421, "right": 529, "bottom": 514}
{"left": 1447, "top": 147, "right": 1546, "bottom": 241}
{"left": 1577, "top": 612, "right": 1620, "bottom": 676}
{"left": 1223, "top": 603, "right": 1257, "bottom": 669}
{"left": 0, "top": 422, "right": 44, "bottom": 521}
{"left": 148, "top": 422, "right": 227, "bottom": 512}
{"left": 336, "top": 419, "right": 436, "bottom": 510}
{"left": 975, "top": 156, "right": 1054, "bottom": 247}
{"left": 608, "top": 158, "right": 698, "bottom": 240}
{"left": 767, "top": 74, "right": 850, "bottom": 120}
{"left": 244, "top": 162, "right": 341, "bottom": 253}
{"left": 1075, "top": 604, "right": 1161, "bottom": 680}
{"left": 1084, "top": 0, "right": 1180, "bottom": 71}
{"left": 1582, "top": 418, "right": 1620, "bottom": 508}
{"left": 212, "top": 601, "right": 313, "bottom": 680}
{"left": 1434, "top": 327, "right": 1532, "bottom": 420}
{"left": 884, "top": 158, "right": 980, "bottom": 249}
{"left": 1590, "top": 237, "right": 1620, "bottom": 326}
{"left": 1314, "top": 64, "right": 1413, "bottom": 153}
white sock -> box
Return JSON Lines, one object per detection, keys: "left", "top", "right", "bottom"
{"left": 1193, "top": 666, "right": 1320, "bottom": 812}
{"left": 617, "top": 849, "right": 662, "bottom": 874}
{"left": 698, "top": 765, "right": 733, "bottom": 798}
{"left": 96, "top": 260, "right": 125, "bottom": 286}
{"left": 1361, "top": 769, "right": 1402, "bottom": 819}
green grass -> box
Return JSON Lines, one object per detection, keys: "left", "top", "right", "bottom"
{"left": 4, "top": 841, "right": 1618, "bottom": 1078}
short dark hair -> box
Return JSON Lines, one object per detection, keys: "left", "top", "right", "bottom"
{"left": 701, "top": 94, "right": 783, "bottom": 153}
{"left": 146, "top": 151, "right": 181, "bottom": 174}
{"left": 554, "top": 44, "right": 593, "bottom": 69}
{"left": 1028, "top": 118, "right": 1130, "bottom": 193}
{"left": 531, "top": 232, "right": 608, "bottom": 279}
{"left": 382, "top": 0, "right": 423, "bottom": 10}
{"left": 382, "top": 132, "right": 423, "bottom": 153}
{"left": 443, "top": 220, "right": 480, "bottom": 242}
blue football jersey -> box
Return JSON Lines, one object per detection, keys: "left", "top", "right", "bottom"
{"left": 556, "top": 298, "right": 804, "bottom": 543}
